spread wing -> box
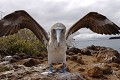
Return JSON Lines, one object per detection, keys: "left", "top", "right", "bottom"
{"left": 0, "top": 10, "right": 49, "bottom": 47}
{"left": 66, "top": 12, "right": 120, "bottom": 39}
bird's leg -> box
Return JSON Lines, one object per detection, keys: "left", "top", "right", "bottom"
{"left": 61, "top": 63, "right": 66, "bottom": 73}
{"left": 49, "top": 64, "right": 53, "bottom": 73}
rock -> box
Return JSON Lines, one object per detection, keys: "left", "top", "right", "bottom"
{"left": 97, "top": 50, "right": 120, "bottom": 63}
{"left": 70, "top": 55, "right": 78, "bottom": 61}
{"left": 81, "top": 49, "right": 91, "bottom": 55}
{"left": 77, "top": 53, "right": 82, "bottom": 56}
{"left": 110, "top": 63, "right": 120, "bottom": 68}
{"left": 0, "top": 45, "right": 120, "bottom": 80}
{"left": 77, "top": 56, "right": 84, "bottom": 64}
{"left": 0, "top": 62, "right": 85, "bottom": 80}
{"left": 101, "top": 65, "right": 112, "bottom": 74}
{"left": 17, "top": 53, "right": 31, "bottom": 59}
{"left": 86, "top": 45, "right": 107, "bottom": 51}
{"left": 23, "top": 58, "right": 40, "bottom": 67}
{"left": 57, "top": 72, "right": 85, "bottom": 80}
{"left": 3, "top": 56, "right": 13, "bottom": 61}
{"left": 23, "top": 54, "right": 31, "bottom": 59}
{"left": 67, "top": 47, "right": 81, "bottom": 54}
{"left": 41, "top": 72, "right": 85, "bottom": 80}
{"left": 0, "top": 66, "right": 10, "bottom": 72}
{"left": 13, "top": 54, "right": 21, "bottom": 60}
{"left": 0, "top": 55, "right": 2, "bottom": 62}
{"left": 0, "top": 61, "right": 9, "bottom": 66}
{"left": 67, "top": 52, "right": 76, "bottom": 55}
{"left": 17, "top": 53, "right": 26, "bottom": 59}
{"left": 88, "top": 66, "right": 103, "bottom": 78}
{"left": 87, "top": 45, "right": 96, "bottom": 50}
{"left": 78, "top": 68, "right": 85, "bottom": 72}
{"left": 9, "top": 58, "right": 18, "bottom": 63}
{"left": 66, "top": 66, "right": 70, "bottom": 72}
{"left": 0, "top": 63, "right": 49, "bottom": 79}
{"left": 99, "top": 47, "right": 107, "bottom": 51}
{"left": 66, "top": 55, "right": 70, "bottom": 60}
{"left": 114, "top": 70, "right": 120, "bottom": 79}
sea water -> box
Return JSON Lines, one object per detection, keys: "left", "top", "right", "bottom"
{"left": 75, "top": 39, "right": 120, "bottom": 52}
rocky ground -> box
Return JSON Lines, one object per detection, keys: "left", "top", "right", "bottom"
{"left": 0, "top": 45, "right": 120, "bottom": 80}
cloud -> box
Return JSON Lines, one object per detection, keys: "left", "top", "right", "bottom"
{"left": 74, "top": 28, "right": 120, "bottom": 40}
{"left": 0, "top": 0, "right": 120, "bottom": 38}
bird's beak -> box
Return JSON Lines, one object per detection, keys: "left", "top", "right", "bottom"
{"left": 56, "top": 29, "right": 62, "bottom": 44}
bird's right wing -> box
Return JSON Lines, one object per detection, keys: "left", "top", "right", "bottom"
{"left": 66, "top": 12, "right": 120, "bottom": 39}
{"left": 0, "top": 10, "right": 49, "bottom": 47}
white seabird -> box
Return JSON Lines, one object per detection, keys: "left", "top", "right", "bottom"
{"left": 0, "top": 10, "right": 120, "bottom": 73}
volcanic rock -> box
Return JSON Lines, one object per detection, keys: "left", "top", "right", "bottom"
{"left": 70, "top": 55, "right": 78, "bottom": 61}
{"left": 23, "top": 58, "right": 40, "bottom": 67}
{"left": 88, "top": 66, "right": 103, "bottom": 78}
{"left": 81, "top": 49, "right": 91, "bottom": 55}
{"left": 67, "top": 47, "right": 81, "bottom": 54}
{"left": 77, "top": 56, "right": 84, "bottom": 64}
{"left": 87, "top": 45, "right": 96, "bottom": 50}
{"left": 101, "top": 65, "right": 112, "bottom": 74}
{"left": 77, "top": 53, "right": 82, "bottom": 56}
{"left": 66, "top": 55, "right": 70, "bottom": 60}
{"left": 0, "top": 45, "right": 120, "bottom": 80}
{"left": 110, "top": 63, "right": 120, "bottom": 68}
{"left": 78, "top": 68, "right": 85, "bottom": 72}
{"left": 97, "top": 50, "right": 120, "bottom": 63}
{"left": 3, "top": 56, "right": 13, "bottom": 61}
{"left": 13, "top": 53, "right": 21, "bottom": 60}
{"left": 67, "top": 52, "right": 76, "bottom": 55}
{"left": 9, "top": 58, "right": 18, "bottom": 63}
{"left": 114, "top": 70, "right": 120, "bottom": 79}
{"left": 0, "top": 66, "right": 10, "bottom": 72}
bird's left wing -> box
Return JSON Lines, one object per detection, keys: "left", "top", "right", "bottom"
{"left": 0, "top": 10, "right": 49, "bottom": 47}
{"left": 66, "top": 12, "right": 120, "bottom": 39}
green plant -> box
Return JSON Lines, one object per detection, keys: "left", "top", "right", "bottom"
{"left": 0, "top": 29, "right": 46, "bottom": 55}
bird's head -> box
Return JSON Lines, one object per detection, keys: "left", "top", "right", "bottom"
{"left": 51, "top": 23, "right": 66, "bottom": 44}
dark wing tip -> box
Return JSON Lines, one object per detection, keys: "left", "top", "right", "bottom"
{"left": 14, "top": 10, "right": 28, "bottom": 14}
{"left": 88, "top": 12, "right": 98, "bottom": 14}
{"left": 87, "top": 12, "right": 107, "bottom": 20}
{"left": 3, "top": 10, "right": 28, "bottom": 20}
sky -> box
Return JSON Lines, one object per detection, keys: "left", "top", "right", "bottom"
{"left": 0, "top": 0, "right": 120, "bottom": 40}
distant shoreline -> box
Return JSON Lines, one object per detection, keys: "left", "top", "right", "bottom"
{"left": 109, "top": 36, "right": 120, "bottom": 39}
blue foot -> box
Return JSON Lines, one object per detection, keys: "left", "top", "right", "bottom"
{"left": 60, "top": 63, "right": 66, "bottom": 73}
{"left": 49, "top": 64, "right": 53, "bottom": 73}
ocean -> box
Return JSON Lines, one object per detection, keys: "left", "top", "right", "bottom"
{"left": 75, "top": 39, "right": 120, "bottom": 52}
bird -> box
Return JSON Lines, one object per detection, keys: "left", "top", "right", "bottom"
{"left": 0, "top": 10, "right": 120, "bottom": 73}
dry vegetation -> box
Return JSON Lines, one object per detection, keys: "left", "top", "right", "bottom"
{"left": 0, "top": 29, "right": 46, "bottom": 56}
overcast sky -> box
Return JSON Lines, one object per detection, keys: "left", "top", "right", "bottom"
{"left": 0, "top": 0, "right": 120, "bottom": 39}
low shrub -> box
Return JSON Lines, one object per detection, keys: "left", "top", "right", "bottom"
{"left": 0, "top": 29, "right": 46, "bottom": 56}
